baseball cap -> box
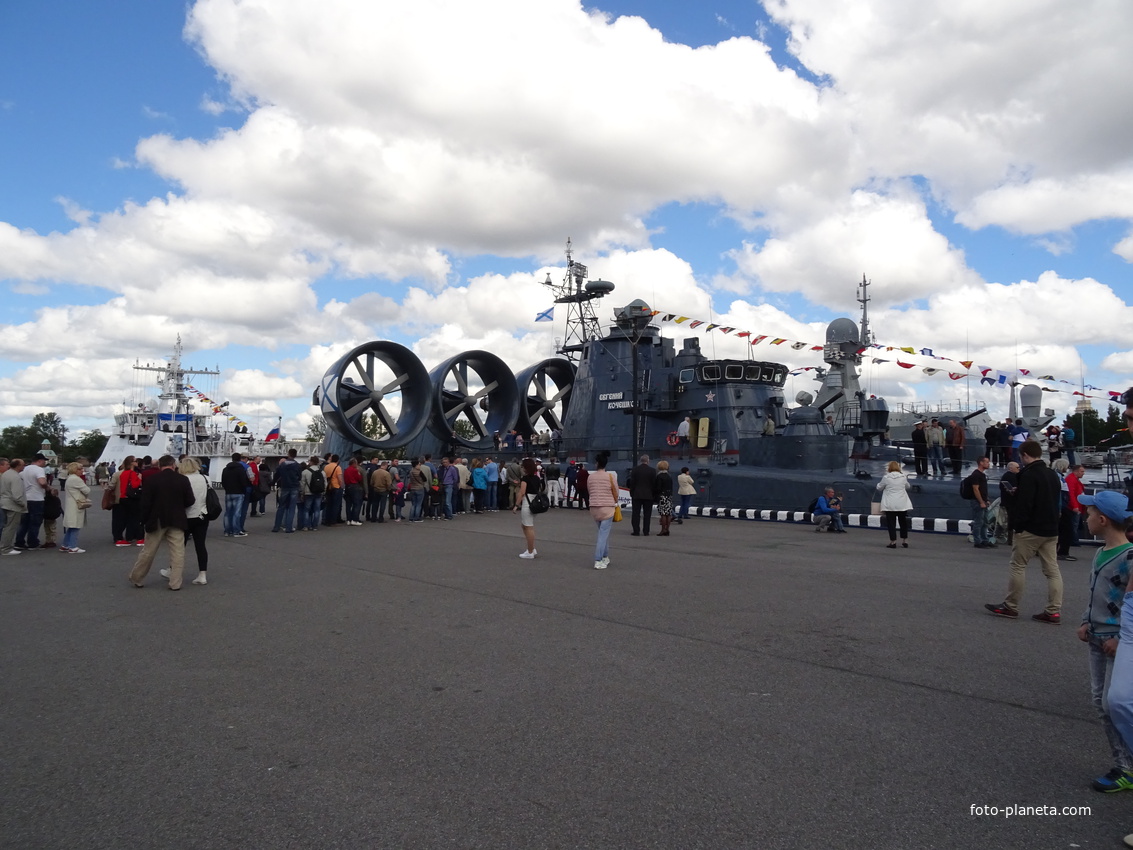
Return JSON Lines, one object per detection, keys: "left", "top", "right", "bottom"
{"left": 1079, "top": 491, "right": 1133, "bottom": 523}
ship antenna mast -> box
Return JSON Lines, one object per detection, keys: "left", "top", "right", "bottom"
{"left": 856, "top": 273, "right": 873, "bottom": 347}
{"left": 541, "top": 237, "right": 613, "bottom": 363}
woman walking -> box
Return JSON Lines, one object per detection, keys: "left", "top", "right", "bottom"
{"left": 164, "top": 457, "right": 210, "bottom": 585}
{"left": 875, "top": 460, "right": 913, "bottom": 548}
{"left": 61, "top": 462, "right": 91, "bottom": 553}
{"left": 676, "top": 466, "right": 695, "bottom": 524}
{"left": 653, "top": 460, "right": 674, "bottom": 536}
{"left": 513, "top": 458, "right": 542, "bottom": 559}
{"left": 587, "top": 451, "right": 619, "bottom": 569}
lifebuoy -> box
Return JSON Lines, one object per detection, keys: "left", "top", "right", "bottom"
{"left": 666, "top": 431, "right": 680, "bottom": 447}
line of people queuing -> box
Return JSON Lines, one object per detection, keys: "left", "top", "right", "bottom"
{"left": 1, "top": 453, "right": 95, "bottom": 555}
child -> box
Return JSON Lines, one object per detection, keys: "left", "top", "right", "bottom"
{"left": 1077, "top": 491, "right": 1133, "bottom": 794}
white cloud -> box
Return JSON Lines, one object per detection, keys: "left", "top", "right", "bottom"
{"left": 729, "top": 188, "right": 981, "bottom": 308}
{"left": 2, "top": 0, "right": 1132, "bottom": 434}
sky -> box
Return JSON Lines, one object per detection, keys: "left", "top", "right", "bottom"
{"left": 1, "top": 0, "right": 1131, "bottom": 441}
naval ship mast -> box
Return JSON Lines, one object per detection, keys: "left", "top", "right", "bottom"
{"left": 541, "top": 238, "right": 613, "bottom": 363}
{"left": 131, "top": 335, "right": 220, "bottom": 422}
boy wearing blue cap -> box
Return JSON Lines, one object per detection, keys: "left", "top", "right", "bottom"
{"left": 1076, "top": 490, "right": 1133, "bottom": 793}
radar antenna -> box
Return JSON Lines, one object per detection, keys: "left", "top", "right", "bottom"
{"left": 541, "top": 237, "right": 614, "bottom": 363}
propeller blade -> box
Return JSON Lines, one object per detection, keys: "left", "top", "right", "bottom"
{"left": 472, "top": 380, "right": 498, "bottom": 400}
{"left": 374, "top": 402, "right": 399, "bottom": 438}
{"left": 379, "top": 373, "right": 408, "bottom": 394}
{"left": 352, "top": 356, "right": 376, "bottom": 392}
{"left": 344, "top": 397, "right": 373, "bottom": 419}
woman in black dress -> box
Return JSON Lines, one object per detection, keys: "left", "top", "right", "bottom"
{"left": 653, "top": 460, "right": 674, "bottom": 536}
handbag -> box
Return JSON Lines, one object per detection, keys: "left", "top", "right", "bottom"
{"left": 76, "top": 497, "right": 93, "bottom": 510}
{"left": 613, "top": 504, "right": 623, "bottom": 522}
{"left": 101, "top": 486, "right": 116, "bottom": 511}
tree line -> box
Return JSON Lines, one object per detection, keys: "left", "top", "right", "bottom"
{"left": 0, "top": 412, "right": 109, "bottom": 463}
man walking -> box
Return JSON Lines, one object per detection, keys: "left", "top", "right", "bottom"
{"left": 628, "top": 454, "right": 657, "bottom": 537}
{"left": 128, "top": 455, "right": 196, "bottom": 590}
{"left": 985, "top": 440, "right": 1063, "bottom": 623}
{"left": 677, "top": 416, "right": 692, "bottom": 459}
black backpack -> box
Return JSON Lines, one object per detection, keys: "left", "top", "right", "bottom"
{"left": 807, "top": 497, "right": 819, "bottom": 513}
{"left": 308, "top": 467, "right": 326, "bottom": 495}
{"left": 960, "top": 474, "right": 976, "bottom": 500}
{"left": 204, "top": 485, "right": 222, "bottom": 522}
{"left": 527, "top": 490, "right": 550, "bottom": 514}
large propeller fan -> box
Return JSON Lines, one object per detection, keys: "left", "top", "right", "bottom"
{"left": 515, "top": 358, "right": 576, "bottom": 435}
{"left": 428, "top": 351, "right": 520, "bottom": 449}
{"left": 320, "top": 341, "right": 431, "bottom": 449}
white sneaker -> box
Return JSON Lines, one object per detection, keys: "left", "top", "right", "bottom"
{"left": 70, "top": 548, "right": 86, "bottom": 554}
{"left": 600, "top": 556, "right": 610, "bottom": 566}
{"left": 160, "top": 568, "right": 170, "bottom": 578}
{"left": 192, "top": 574, "right": 207, "bottom": 585}
{"left": 3, "top": 550, "right": 22, "bottom": 555}
{"left": 593, "top": 560, "right": 607, "bottom": 569}
{"left": 519, "top": 550, "right": 536, "bottom": 559}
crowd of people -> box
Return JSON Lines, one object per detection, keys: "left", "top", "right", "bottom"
{"left": 909, "top": 416, "right": 1079, "bottom": 478}
{"left": 1, "top": 452, "right": 94, "bottom": 555}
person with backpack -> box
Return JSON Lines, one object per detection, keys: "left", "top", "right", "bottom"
{"left": 1062, "top": 424, "right": 1078, "bottom": 466}
{"left": 300, "top": 457, "right": 325, "bottom": 531}
{"left": 962, "top": 456, "right": 993, "bottom": 549}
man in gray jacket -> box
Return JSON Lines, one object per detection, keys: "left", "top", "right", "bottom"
{"left": 0, "top": 458, "right": 27, "bottom": 555}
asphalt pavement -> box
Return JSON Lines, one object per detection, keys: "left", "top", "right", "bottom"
{"left": 1, "top": 506, "right": 1127, "bottom": 849}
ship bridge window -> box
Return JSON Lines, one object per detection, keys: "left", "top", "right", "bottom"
{"left": 700, "top": 364, "right": 721, "bottom": 382}
{"left": 744, "top": 365, "right": 759, "bottom": 381}
{"left": 724, "top": 364, "right": 744, "bottom": 381}
{"left": 760, "top": 365, "right": 775, "bottom": 382}
{"left": 679, "top": 368, "right": 696, "bottom": 384}
{"left": 773, "top": 369, "right": 786, "bottom": 384}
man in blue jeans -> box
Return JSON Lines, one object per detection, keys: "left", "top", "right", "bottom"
{"left": 220, "top": 452, "right": 249, "bottom": 537}
{"left": 15, "top": 453, "right": 49, "bottom": 550}
{"left": 812, "top": 487, "right": 846, "bottom": 533}
{"left": 966, "top": 456, "right": 993, "bottom": 548}
{"left": 272, "top": 449, "right": 302, "bottom": 533}
{"left": 440, "top": 457, "right": 459, "bottom": 520}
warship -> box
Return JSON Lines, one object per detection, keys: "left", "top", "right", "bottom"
{"left": 95, "top": 337, "right": 308, "bottom": 481}
{"left": 316, "top": 243, "right": 1059, "bottom": 520}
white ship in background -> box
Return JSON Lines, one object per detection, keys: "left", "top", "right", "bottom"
{"left": 95, "top": 337, "right": 308, "bottom": 482}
